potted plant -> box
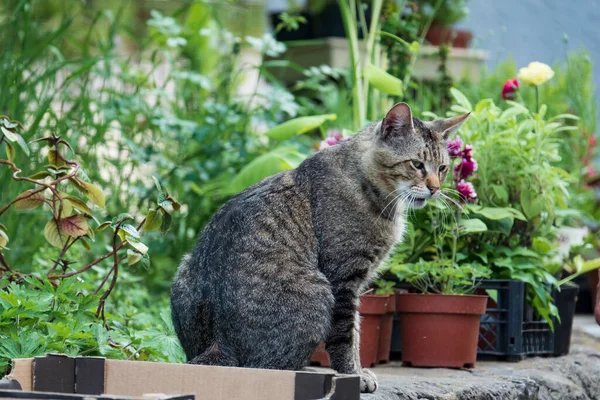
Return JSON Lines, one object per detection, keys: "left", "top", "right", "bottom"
{"left": 417, "top": 0, "right": 472, "bottom": 48}
{"left": 392, "top": 260, "right": 489, "bottom": 368}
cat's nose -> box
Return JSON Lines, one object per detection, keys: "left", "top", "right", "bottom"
{"left": 428, "top": 185, "right": 440, "bottom": 195}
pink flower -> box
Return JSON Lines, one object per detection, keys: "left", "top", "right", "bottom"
{"left": 502, "top": 78, "right": 519, "bottom": 100}
{"left": 462, "top": 144, "right": 474, "bottom": 160}
{"left": 457, "top": 180, "right": 477, "bottom": 203}
{"left": 318, "top": 129, "right": 349, "bottom": 150}
{"left": 447, "top": 136, "right": 463, "bottom": 158}
{"left": 454, "top": 157, "right": 478, "bottom": 180}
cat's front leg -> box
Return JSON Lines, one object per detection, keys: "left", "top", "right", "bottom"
{"left": 325, "top": 286, "right": 378, "bottom": 393}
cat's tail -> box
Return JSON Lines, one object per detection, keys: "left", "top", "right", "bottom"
{"left": 189, "top": 342, "right": 239, "bottom": 367}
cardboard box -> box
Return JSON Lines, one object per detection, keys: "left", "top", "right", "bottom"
{"left": 4, "top": 354, "right": 359, "bottom": 400}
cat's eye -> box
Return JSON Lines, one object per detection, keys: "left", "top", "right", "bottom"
{"left": 410, "top": 160, "right": 425, "bottom": 170}
{"left": 439, "top": 165, "right": 448, "bottom": 173}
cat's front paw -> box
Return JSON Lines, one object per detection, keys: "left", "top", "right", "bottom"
{"left": 358, "top": 368, "right": 378, "bottom": 393}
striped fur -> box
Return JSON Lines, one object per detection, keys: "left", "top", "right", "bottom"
{"left": 170, "top": 103, "right": 469, "bottom": 393}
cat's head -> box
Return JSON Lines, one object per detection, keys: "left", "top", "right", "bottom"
{"left": 369, "top": 102, "right": 470, "bottom": 209}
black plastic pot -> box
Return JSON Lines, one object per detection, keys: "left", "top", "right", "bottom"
{"left": 313, "top": 3, "right": 372, "bottom": 39}
{"left": 553, "top": 283, "right": 579, "bottom": 356}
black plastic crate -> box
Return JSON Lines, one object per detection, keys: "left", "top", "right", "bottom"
{"left": 390, "top": 279, "right": 579, "bottom": 361}
{"left": 477, "top": 280, "right": 553, "bottom": 360}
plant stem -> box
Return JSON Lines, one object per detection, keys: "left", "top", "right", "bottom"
{"left": 535, "top": 85, "right": 540, "bottom": 113}
{"left": 340, "top": 0, "right": 365, "bottom": 131}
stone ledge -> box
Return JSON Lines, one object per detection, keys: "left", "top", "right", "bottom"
{"left": 363, "top": 332, "right": 600, "bottom": 400}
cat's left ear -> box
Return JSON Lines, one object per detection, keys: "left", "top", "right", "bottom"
{"left": 431, "top": 113, "right": 471, "bottom": 140}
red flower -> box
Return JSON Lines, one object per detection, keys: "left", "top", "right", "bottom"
{"left": 447, "top": 136, "right": 464, "bottom": 158}
{"left": 501, "top": 78, "right": 519, "bottom": 100}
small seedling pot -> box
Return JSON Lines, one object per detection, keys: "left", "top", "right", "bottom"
{"left": 397, "top": 293, "right": 487, "bottom": 368}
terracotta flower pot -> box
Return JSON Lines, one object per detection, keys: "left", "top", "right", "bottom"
{"left": 309, "top": 294, "right": 390, "bottom": 368}
{"left": 397, "top": 293, "right": 487, "bottom": 368}
{"left": 425, "top": 22, "right": 473, "bottom": 48}
{"left": 358, "top": 294, "right": 390, "bottom": 367}
{"left": 377, "top": 295, "right": 395, "bottom": 363}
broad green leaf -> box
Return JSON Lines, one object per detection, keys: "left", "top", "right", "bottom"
{"left": 44, "top": 219, "right": 68, "bottom": 248}
{"left": 48, "top": 150, "right": 65, "bottom": 167}
{"left": 265, "top": 114, "right": 337, "bottom": 140}
{"left": 532, "top": 237, "right": 553, "bottom": 255}
{"left": 14, "top": 190, "right": 45, "bottom": 210}
{"left": 81, "top": 181, "right": 106, "bottom": 208}
{"left": 363, "top": 63, "right": 403, "bottom": 96}
{"left": 158, "top": 193, "right": 172, "bottom": 208}
{"left": 160, "top": 211, "right": 172, "bottom": 234}
{"left": 471, "top": 206, "right": 526, "bottom": 221}
{"left": 65, "top": 195, "right": 92, "bottom": 215}
{"left": 15, "top": 134, "right": 30, "bottom": 156}
{"left": 1, "top": 126, "right": 18, "bottom": 142}
{"left": 127, "top": 249, "right": 142, "bottom": 266}
{"left": 96, "top": 221, "right": 111, "bottom": 231}
{"left": 458, "top": 218, "right": 487, "bottom": 235}
{"left": 29, "top": 171, "right": 52, "bottom": 180}
{"left": 144, "top": 209, "right": 163, "bottom": 231}
{"left": 120, "top": 224, "right": 140, "bottom": 240}
{"left": 227, "top": 147, "right": 306, "bottom": 194}
{"left": 520, "top": 188, "right": 544, "bottom": 219}
{"left": 491, "top": 185, "right": 509, "bottom": 203}
{"left": 127, "top": 238, "right": 148, "bottom": 255}
{"left": 450, "top": 88, "right": 472, "bottom": 112}
{"left": 80, "top": 238, "right": 91, "bottom": 251}
{"left": 5, "top": 142, "right": 15, "bottom": 162}
{"left": 59, "top": 214, "right": 89, "bottom": 237}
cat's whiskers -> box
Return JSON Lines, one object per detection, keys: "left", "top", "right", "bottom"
{"left": 379, "top": 190, "right": 409, "bottom": 222}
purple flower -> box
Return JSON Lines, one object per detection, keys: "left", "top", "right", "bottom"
{"left": 457, "top": 180, "right": 478, "bottom": 203}
{"left": 454, "top": 157, "right": 478, "bottom": 180}
{"left": 447, "top": 136, "right": 463, "bottom": 158}
{"left": 462, "top": 144, "right": 474, "bottom": 160}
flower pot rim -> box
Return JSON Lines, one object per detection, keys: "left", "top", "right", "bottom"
{"left": 397, "top": 293, "right": 488, "bottom": 299}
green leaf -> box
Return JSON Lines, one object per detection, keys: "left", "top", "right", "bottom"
{"left": 152, "top": 175, "right": 162, "bottom": 192}
{"left": 96, "top": 221, "right": 111, "bottom": 231}
{"left": 265, "top": 114, "right": 337, "bottom": 140}
{"left": 120, "top": 224, "right": 140, "bottom": 239}
{"left": 471, "top": 206, "right": 526, "bottom": 221}
{"left": 532, "top": 237, "right": 553, "bottom": 255}
{"left": 450, "top": 88, "right": 472, "bottom": 112}
{"left": 15, "top": 190, "right": 45, "bottom": 210}
{"left": 158, "top": 193, "right": 172, "bottom": 208}
{"left": 5, "top": 142, "right": 15, "bottom": 162}
{"left": 59, "top": 214, "right": 89, "bottom": 237}
{"left": 65, "top": 195, "right": 93, "bottom": 216}
{"left": 48, "top": 150, "right": 65, "bottom": 167}
{"left": 491, "top": 185, "right": 509, "bottom": 203}
{"left": 117, "top": 213, "right": 134, "bottom": 222}
{"left": 44, "top": 219, "right": 68, "bottom": 248}
{"left": 81, "top": 181, "right": 106, "bottom": 208}
{"left": 160, "top": 211, "right": 172, "bottom": 234}
{"left": 144, "top": 209, "right": 163, "bottom": 231}
{"left": 458, "top": 218, "right": 487, "bottom": 235}
{"left": 15, "top": 134, "right": 30, "bottom": 156}
{"left": 127, "top": 238, "right": 148, "bottom": 255}
{"left": 29, "top": 171, "right": 52, "bottom": 180}
{"left": 363, "top": 63, "right": 403, "bottom": 96}
{"left": 1, "top": 126, "right": 18, "bottom": 142}
{"left": 520, "top": 188, "right": 544, "bottom": 219}
{"left": 227, "top": 147, "right": 307, "bottom": 194}
{"left": 127, "top": 249, "right": 142, "bottom": 266}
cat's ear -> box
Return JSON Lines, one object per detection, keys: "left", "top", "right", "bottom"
{"left": 431, "top": 113, "right": 471, "bottom": 140}
{"left": 381, "top": 102, "right": 414, "bottom": 139}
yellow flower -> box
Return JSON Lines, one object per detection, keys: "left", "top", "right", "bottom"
{"left": 518, "top": 62, "right": 555, "bottom": 86}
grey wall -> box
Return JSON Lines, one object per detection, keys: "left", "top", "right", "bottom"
{"left": 460, "top": 0, "right": 600, "bottom": 100}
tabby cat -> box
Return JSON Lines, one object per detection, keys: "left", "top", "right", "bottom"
{"left": 170, "top": 103, "right": 469, "bottom": 393}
